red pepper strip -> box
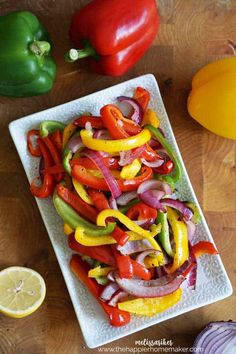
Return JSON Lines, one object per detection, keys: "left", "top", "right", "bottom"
{"left": 87, "top": 189, "right": 129, "bottom": 246}
{"left": 43, "top": 164, "right": 65, "bottom": 175}
{"left": 126, "top": 202, "right": 157, "bottom": 221}
{"left": 74, "top": 116, "right": 104, "bottom": 129}
{"left": 134, "top": 87, "right": 150, "bottom": 112}
{"left": 50, "top": 130, "right": 63, "bottom": 152}
{"left": 68, "top": 233, "right": 116, "bottom": 266}
{"left": 72, "top": 165, "right": 153, "bottom": 192}
{"left": 112, "top": 247, "right": 133, "bottom": 279}
{"left": 70, "top": 254, "right": 130, "bottom": 327}
{"left": 43, "top": 136, "right": 64, "bottom": 182}
{"left": 70, "top": 156, "right": 120, "bottom": 170}
{"left": 57, "top": 184, "right": 98, "bottom": 223}
{"left": 100, "top": 105, "right": 141, "bottom": 139}
{"left": 155, "top": 160, "right": 174, "bottom": 175}
{"left": 131, "top": 259, "right": 152, "bottom": 281}
{"left": 27, "top": 129, "right": 42, "bottom": 157}
{"left": 30, "top": 139, "right": 54, "bottom": 198}
{"left": 191, "top": 241, "right": 218, "bottom": 258}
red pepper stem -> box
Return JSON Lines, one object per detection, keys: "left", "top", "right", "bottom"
{"left": 65, "top": 43, "right": 98, "bottom": 62}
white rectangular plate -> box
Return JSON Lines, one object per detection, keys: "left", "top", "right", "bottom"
{"left": 9, "top": 74, "right": 232, "bottom": 348}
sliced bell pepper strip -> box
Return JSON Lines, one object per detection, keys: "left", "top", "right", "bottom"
{"left": 131, "top": 259, "right": 152, "bottom": 280}
{"left": 87, "top": 189, "right": 129, "bottom": 246}
{"left": 70, "top": 254, "right": 131, "bottom": 327}
{"left": 144, "top": 255, "right": 161, "bottom": 268}
{"left": 185, "top": 202, "right": 201, "bottom": 224}
{"left": 142, "top": 109, "right": 160, "bottom": 128}
{"left": 68, "top": 233, "right": 116, "bottom": 266}
{"left": 80, "top": 128, "right": 151, "bottom": 153}
{"left": 56, "top": 184, "right": 98, "bottom": 223}
{"left": 43, "top": 164, "right": 65, "bottom": 175}
{"left": 119, "top": 199, "right": 140, "bottom": 214}
{"left": 42, "top": 136, "right": 64, "bottom": 182}
{"left": 191, "top": 241, "right": 218, "bottom": 258}
{"left": 118, "top": 288, "right": 182, "bottom": 316}
{"left": 167, "top": 207, "right": 189, "bottom": 273}
{"left": 63, "top": 148, "right": 73, "bottom": 175}
{"left": 72, "top": 165, "right": 153, "bottom": 192}
{"left": 155, "top": 160, "right": 174, "bottom": 175}
{"left": 70, "top": 156, "right": 120, "bottom": 170}
{"left": 126, "top": 202, "right": 157, "bottom": 221}
{"left": 146, "top": 125, "right": 183, "bottom": 182}
{"left": 88, "top": 266, "right": 115, "bottom": 278}
{"left": 112, "top": 248, "right": 133, "bottom": 279}
{"left": 134, "top": 87, "right": 150, "bottom": 112}
{"left": 53, "top": 193, "right": 116, "bottom": 235}
{"left": 63, "top": 122, "right": 77, "bottom": 149}
{"left": 72, "top": 178, "right": 93, "bottom": 205}
{"left": 30, "top": 139, "right": 54, "bottom": 198}
{"left": 157, "top": 211, "right": 174, "bottom": 258}
{"left": 120, "top": 159, "right": 142, "bottom": 179}
{"left": 50, "top": 130, "right": 63, "bottom": 152}
{"left": 74, "top": 116, "right": 104, "bottom": 129}
{"left": 40, "top": 120, "right": 66, "bottom": 138}
{"left": 27, "top": 129, "right": 42, "bottom": 157}
{"left": 64, "top": 223, "right": 74, "bottom": 236}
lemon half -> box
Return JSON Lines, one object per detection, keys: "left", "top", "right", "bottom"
{"left": 0, "top": 266, "right": 46, "bottom": 318}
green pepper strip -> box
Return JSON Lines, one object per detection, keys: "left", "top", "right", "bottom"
{"left": 40, "top": 120, "right": 66, "bottom": 137}
{"left": 157, "top": 211, "right": 174, "bottom": 258}
{"left": 53, "top": 193, "right": 116, "bottom": 235}
{"left": 145, "top": 125, "right": 183, "bottom": 183}
{"left": 185, "top": 202, "right": 201, "bottom": 224}
{"left": 63, "top": 148, "right": 73, "bottom": 175}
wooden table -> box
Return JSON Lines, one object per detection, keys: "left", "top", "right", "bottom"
{"left": 0, "top": 0, "right": 235, "bottom": 353}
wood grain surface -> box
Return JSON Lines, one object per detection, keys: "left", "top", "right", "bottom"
{"left": 0, "top": 0, "right": 236, "bottom": 353}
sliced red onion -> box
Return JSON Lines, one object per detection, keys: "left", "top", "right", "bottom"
{"left": 133, "top": 218, "right": 156, "bottom": 229}
{"left": 67, "top": 135, "right": 84, "bottom": 153}
{"left": 149, "top": 138, "right": 162, "bottom": 149}
{"left": 156, "top": 266, "right": 167, "bottom": 278}
{"left": 141, "top": 157, "right": 164, "bottom": 168}
{"left": 137, "top": 179, "right": 172, "bottom": 195}
{"left": 116, "top": 191, "right": 138, "bottom": 206}
{"left": 136, "top": 249, "right": 161, "bottom": 266}
{"left": 109, "top": 197, "right": 118, "bottom": 210}
{"left": 107, "top": 271, "right": 116, "bottom": 282}
{"left": 119, "top": 145, "right": 146, "bottom": 166}
{"left": 117, "top": 239, "right": 153, "bottom": 255}
{"left": 193, "top": 321, "right": 236, "bottom": 354}
{"left": 139, "top": 190, "right": 166, "bottom": 211}
{"left": 160, "top": 198, "right": 193, "bottom": 221}
{"left": 100, "top": 282, "right": 120, "bottom": 301}
{"left": 108, "top": 290, "right": 128, "bottom": 307}
{"left": 93, "top": 129, "right": 111, "bottom": 140}
{"left": 186, "top": 220, "right": 196, "bottom": 242}
{"left": 117, "top": 96, "right": 144, "bottom": 125}
{"left": 114, "top": 274, "right": 185, "bottom": 298}
{"left": 82, "top": 149, "right": 121, "bottom": 198}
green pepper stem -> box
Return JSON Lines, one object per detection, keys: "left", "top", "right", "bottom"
{"left": 29, "top": 41, "right": 51, "bottom": 56}
{"left": 65, "top": 42, "right": 98, "bottom": 62}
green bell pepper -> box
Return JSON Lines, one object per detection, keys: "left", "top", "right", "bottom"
{"left": 0, "top": 11, "right": 56, "bottom": 97}
{"left": 40, "top": 121, "right": 66, "bottom": 137}
{"left": 157, "top": 211, "right": 174, "bottom": 258}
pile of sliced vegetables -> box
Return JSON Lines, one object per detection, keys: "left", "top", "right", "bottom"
{"left": 27, "top": 87, "right": 218, "bottom": 327}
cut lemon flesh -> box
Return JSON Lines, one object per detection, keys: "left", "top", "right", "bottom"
{"left": 0, "top": 266, "right": 46, "bottom": 318}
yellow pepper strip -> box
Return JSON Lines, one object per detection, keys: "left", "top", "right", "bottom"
{"left": 144, "top": 255, "right": 162, "bottom": 268}
{"left": 118, "top": 288, "right": 182, "bottom": 316}
{"left": 88, "top": 266, "right": 114, "bottom": 278}
{"left": 64, "top": 223, "right": 74, "bottom": 236}
{"left": 62, "top": 122, "right": 77, "bottom": 149}
{"left": 80, "top": 128, "right": 151, "bottom": 153}
{"left": 142, "top": 109, "right": 160, "bottom": 128}
{"left": 72, "top": 177, "right": 94, "bottom": 205}
{"left": 167, "top": 207, "right": 189, "bottom": 273}
{"left": 120, "top": 159, "right": 142, "bottom": 179}
{"left": 97, "top": 209, "right": 162, "bottom": 251}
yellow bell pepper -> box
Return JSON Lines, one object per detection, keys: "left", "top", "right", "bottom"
{"left": 72, "top": 178, "right": 94, "bottom": 205}
{"left": 118, "top": 288, "right": 182, "bottom": 316}
{"left": 120, "top": 159, "right": 141, "bottom": 179}
{"left": 187, "top": 57, "right": 236, "bottom": 140}
{"left": 144, "top": 255, "right": 162, "bottom": 268}
{"left": 167, "top": 207, "right": 189, "bottom": 273}
{"left": 96, "top": 209, "right": 162, "bottom": 251}
{"left": 142, "top": 109, "right": 160, "bottom": 128}
{"left": 80, "top": 128, "right": 151, "bottom": 153}
{"left": 88, "top": 266, "right": 114, "bottom": 278}
{"left": 64, "top": 223, "right": 74, "bottom": 236}
{"left": 62, "top": 122, "right": 77, "bottom": 149}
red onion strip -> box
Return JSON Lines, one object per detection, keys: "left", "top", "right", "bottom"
{"left": 117, "top": 96, "right": 144, "bottom": 125}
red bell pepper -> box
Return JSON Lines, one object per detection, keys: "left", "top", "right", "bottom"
{"left": 134, "top": 87, "right": 150, "bottom": 112}
{"left": 70, "top": 254, "right": 130, "bottom": 326}
{"left": 30, "top": 139, "right": 54, "bottom": 198}
{"left": 72, "top": 165, "right": 153, "bottom": 192}
{"left": 112, "top": 248, "right": 133, "bottom": 279}
{"left": 87, "top": 189, "right": 129, "bottom": 246}
{"left": 192, "top": 241, "right": 218, "bottom": 258}
{"left": 155, "top": 160, "right": 174, "bottom": 175}
{"left": 27, "top": 129, "right": 42, "bottom": 157}
{"left": 68, "top": 233, "right": 116, "bottom": 266}
{"left": 74, "top": 116, "right": 104, "bottom": 129}
{"left": 70, "top": 156, "right": 119, "bottom": 170}
{"left": 57, "top": 184, "right": 98, "bottom": 223}
{"left": 50, "top": 130, "right": 63, "bottom": 152}
{"left": 43, "top": 136, "right": 64, "bottom": 182}
{"left": 126, "top": 202, "right": 157, "bottom": 221}
{"left": 67, "top": 0, "right": 159, "bottom": 76}
{"left": 131, "top": 259, "right": 152, "bottom": 281}
{"left": 43, "top": 164, "right": 65, "bottom": 175}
